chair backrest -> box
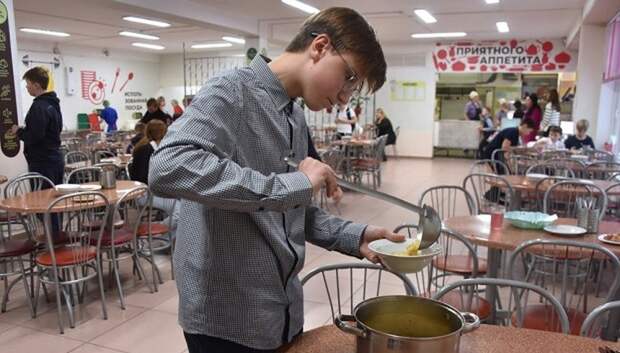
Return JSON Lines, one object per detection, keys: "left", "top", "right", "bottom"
{"left": 4, "top": 173, "right": 55, "bottom": 198}
{"left": 301, "top": 263, "right": 416, "bottom": 321}
{"left": 543, "top": 180, "right": 607, "bottom": 219}
{"left": 393, "top": 224, "right": 481, "bottom": 296}
{"left": 109, "top": 186, "right": 150, "bottom": 249}
{"left": 542, "top": 158, "right": 586, "bottom": 178}
{"left": 580, "top": 300, "right": 620, "bottom": 339}
{"left": 432, "top": 278, "right": 570, "bottom": 334}
{"left": 541, "top": 150, "right": 570, "bottom": 160}
{"left": 507, "top": 154, "right": 536, "bottom": 175}
{"left": 418, "top": 185, "right": 476, "bottom": 219}
{"left": 463, "top": 173, "right": 516, "bottom": 213}
{"left": 508, "top": 239, "right": 620, "bottom": 319}
{"left": 321, "top": 148, "right": 346, "bottom": 176}
{"left": 43, "top": 191, "right": 110, "bottom": 267}
{"left": 585, "top": 149, "right": 615, "bottom": 163}
{"left": 609, "top": 172, "right": 620, "bottom": 182}
{"left": 66, "top": 166, "right": 103, "bottom": 184}
{"left": 470, "top": 159, "right": 510, "bottom": 175}
{"left": 94, "top": 150, "right": 115, "bottom": 164}
{"left": 526, "top": 162, "right": 576, "bottom": 178}
{"left": 65, "top": 151, "right": 89, "bottom": 165}
{"left": 587, "top": 162, "right": 620, "bottom": 180}
{"left": 605, "top": 182, "right": 620, "bottom": 222}
{"left": 530, "top": 176, "right": 571, "bottom": 212}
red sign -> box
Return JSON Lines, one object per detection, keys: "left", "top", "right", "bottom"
{"left": 433, "top": 39, "right": 576, "bottom": 73}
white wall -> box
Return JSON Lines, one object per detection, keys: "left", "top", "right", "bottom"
{"left": 374, "top": 53, "right": 437, "bottom": 158}
{"left": 574, "top": 24, "right": 607, "bottom": 144}
{"left": 17, "top": 39, "right": 161, "bottom": 131}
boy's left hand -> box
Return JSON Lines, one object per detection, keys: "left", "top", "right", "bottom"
{"left": 360, "top": 225, "right": 405, "bottom": 263}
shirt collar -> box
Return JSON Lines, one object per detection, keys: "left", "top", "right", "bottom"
{"left": 250, "top": 55, "right": 294, "bottom": 112}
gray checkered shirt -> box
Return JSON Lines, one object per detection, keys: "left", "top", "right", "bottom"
{"left": 149, "top": 55, "right": 367, "bottom": 350}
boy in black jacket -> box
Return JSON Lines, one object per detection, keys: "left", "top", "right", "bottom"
{"left": 10, "top": 67, "right": 64, "bottom": 184}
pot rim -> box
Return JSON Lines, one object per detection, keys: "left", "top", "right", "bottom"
{"left": 352, "top": 295, "right": 467, "bottom": 341}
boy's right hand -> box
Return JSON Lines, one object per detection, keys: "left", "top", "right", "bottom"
{"left": 298, "top": 157, "right": 341, "bottom": 200}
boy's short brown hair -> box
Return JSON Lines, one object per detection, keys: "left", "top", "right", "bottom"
{"left": 285, "top": 7, "right": 386, "bottom": 94}
{"left": 22, "top": 66, "right": 49, "bottom": 90}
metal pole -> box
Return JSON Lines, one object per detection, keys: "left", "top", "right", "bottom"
{"left": 183, "top": 42, "right": 187, "bottom": 99}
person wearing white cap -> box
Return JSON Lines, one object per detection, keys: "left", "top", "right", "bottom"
{"left": 464, "top": 91, "right": 481, "bottom": 121}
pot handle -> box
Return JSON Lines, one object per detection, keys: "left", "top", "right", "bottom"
{"left": 461, "top": 312, "right": 480, "bottom": 333}
{"left": 334, "top": 314, "right": 367, "bottom": 338}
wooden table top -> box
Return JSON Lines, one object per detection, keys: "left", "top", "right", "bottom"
{"left": 443, "top": 215, "right": 620, "bottom": 256}
{"left": 279, "top": 324, "right": 620, "bottom": 353}
{"left": 0, "top": 180, "right": 145, "bottom": 213}
{"left": 0, "top": 175, "right": 7, "bottom": 185}
{"left": 499, "top": 175, "right": 618, "bottom": 193}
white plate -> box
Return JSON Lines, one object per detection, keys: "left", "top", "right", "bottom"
{"left": 55, "top": 184, "right": 82, "bottom": 194}
{"left": 577, "top": 179, "right": 594, "bottom": 184}
{"left": 525, "top": 173, "right": 548, "bottom": 180}
{"left": 543, "top": 224, "right": 587, "bottom": 236}
{"left": 598, "top": 234, "right": 620, "bottom": 246}
{"left": 79, "top": 184, "right": 102, "bottom": 191}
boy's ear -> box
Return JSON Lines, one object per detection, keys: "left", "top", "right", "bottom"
{"left": 309, "top": 34, "right": 330, "bottom": 61}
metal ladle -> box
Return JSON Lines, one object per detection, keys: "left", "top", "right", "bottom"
{"left": 284, "top": 157, "right": 442, "bottom": 249}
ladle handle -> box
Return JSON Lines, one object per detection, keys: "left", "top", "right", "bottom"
{"left": 284, "top": 158, "right": 424, "bottom": 214}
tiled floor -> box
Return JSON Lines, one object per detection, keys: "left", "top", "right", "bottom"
{"left": 0, "top": 157, "right": 476, "bottom": 352}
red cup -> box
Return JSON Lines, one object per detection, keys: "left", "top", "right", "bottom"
{"left": 490, "top": 206, "right": 505, "bottom": 230}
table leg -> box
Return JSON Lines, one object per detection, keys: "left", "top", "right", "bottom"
{"left": 485, "top": 248, "right": 502, "bottom": 324}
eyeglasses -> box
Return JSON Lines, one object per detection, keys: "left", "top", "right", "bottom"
{"left": 311, "top": 32, "right": 363, "bottom": 95}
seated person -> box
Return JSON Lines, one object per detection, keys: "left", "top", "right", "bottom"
{"left": 527, "top": 125, "right": 564, "bottom": 151}
{"left": 126, "top": 122, "right": 145, "bottom": 154}
{"left": 482, "top": 119, "right": 535, "bottom": 174}
{"left": 564, "top": 119, "right": 595, "bottom": 150}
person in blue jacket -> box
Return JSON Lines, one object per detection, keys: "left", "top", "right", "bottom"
{"left": 100, "top": 100, "right": 118, "bottom": 132}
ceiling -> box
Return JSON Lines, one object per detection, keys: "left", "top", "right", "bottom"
{"left": 14, "top": 0, "right": 590, "bottom": 55}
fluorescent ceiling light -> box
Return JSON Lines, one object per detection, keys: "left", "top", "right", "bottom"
{"left": 119, "top": 31, "right": 159, "bottom": 40}
{"left": 281, "top": 0, "right": 319, "bottom": 14}
{"left": 122, "top": 16, "right": 170, "bottom": 28}
{"left": 132, "top": 42, "right": 165, "bottom": 50}
{"left": 20, "top": 28, "right": 70, "bottom": 37}
{"left": 222, "top": 36, "right": 246, "bottom": 44}
{"left": 191, "top": 42, "right": 233, "bottom": 49}
{"left": 414, "top": 9, "right": 437, "bottom": 24}
{"left": 411, "top": 32, "right": 467, "bottom": 39}
{"left": 485, "top": 0, "right": 500, "bottom": 4}
{"left": 496, "top": 21, "right": 509, "bottom": 33}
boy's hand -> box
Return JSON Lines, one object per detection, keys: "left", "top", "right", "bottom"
{"left": 298, "top": 157, "right": 341, "bottom": 199}
{"left": 360, "top": 225, "right": 405, "bottom": 263}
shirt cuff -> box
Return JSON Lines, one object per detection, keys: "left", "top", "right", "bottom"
{"left": 276, "top": 171, "right": 314, "bottom": 209}
{"left": 338, "top": 222, "right": 367, "bottom": 258}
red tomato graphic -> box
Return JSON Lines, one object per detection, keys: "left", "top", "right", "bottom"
{"left": 526, "top": 44, "right": 538, "bottom": 55}
{"left": 542, "top": 41, "right": 553, "bottom": 52}
{"left": 554, "top": 52, "right": 571, "bottom": 63}
{"left": 437, "top": 50, "right": 447, "bottom": 59}
{"left": 452, "top": 61, "right": 466, "bottom": 71}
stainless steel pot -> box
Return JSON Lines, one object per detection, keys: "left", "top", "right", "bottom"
{"left": 335, "top": 295, "right": 479, "bottom": 353}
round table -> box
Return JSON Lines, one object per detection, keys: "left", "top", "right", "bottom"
{"left": 499, "top": 175, "right": 618, "bottom": 195}
{"left": 279, "top": 324, "right": 620, "bottom": 353}
{"left": 0, "top": 180, "right": 145, "bottom": 213}
{"left": 443, "top": 215, "right": 620, "bottom": 256}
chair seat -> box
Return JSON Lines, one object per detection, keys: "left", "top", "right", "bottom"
{"left": 82, "top": 218, "right": 125, "bottom": 231}
{"left": 0, "top": 239, "right": 36, "bottom": 257}
{"left": 436, "top": 291, "right": 492, "bottom": 320}
{"left": 0, "top": 212, "right": 18, "bottom": 223}
{"left": 432, "top": 255, "right": 488, "bottom": 275}
{"left": 136, "top": 223, "right": 169, "bottom": 237}
{"left": 93, "top": 228, "right": 133, "bottom": 246}
{"left": 36, "top": 246, "right": 97, "bottom": 267}
{"left": 514, "top": 304, "right": 586, "bottom": 335}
